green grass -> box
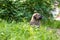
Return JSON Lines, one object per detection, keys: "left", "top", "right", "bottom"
{"left": 0, "top": 20, "right": 60, "bottom": 40}
{"left": 41, "top": 19, "right": 60, "bottom": 28}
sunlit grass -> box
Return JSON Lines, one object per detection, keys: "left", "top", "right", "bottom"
{"left": 0, "top": 20, "right": 59, "bottom": 40}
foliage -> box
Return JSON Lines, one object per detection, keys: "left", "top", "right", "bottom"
{"left": 41, "top": 19, "right": 60, "bottom": 28}
{"left": 0, "top": 20, "right": 59, "bottom": 40}
{"left": 0, "top": 0, "right": 59, "bottom": 22}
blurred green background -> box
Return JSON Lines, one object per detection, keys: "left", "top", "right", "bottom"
{"left": 0, "top": 0, "right": 57, "bottom": 21}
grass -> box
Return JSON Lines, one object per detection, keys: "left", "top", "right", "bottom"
{"left": 0, "top": 20, "right": 60, "bottom": 40}
{"left": 41, "top": 19, "right": 60, "bottom": 28}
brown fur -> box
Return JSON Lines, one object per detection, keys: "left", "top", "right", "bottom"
{"left": 30, "top": 13, "right": 42, "bottom": 27}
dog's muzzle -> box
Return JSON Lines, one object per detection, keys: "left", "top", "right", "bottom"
{"left": 39, "top": 16, "right": 42, "bottom": 20}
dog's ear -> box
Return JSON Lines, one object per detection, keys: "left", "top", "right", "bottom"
{"left": 34, "top": 16, "right": 36, "bottom": 19}
{"left": 33, "top": 14, "right": 37, "bottom": 19}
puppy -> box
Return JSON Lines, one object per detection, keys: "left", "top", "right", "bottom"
{"left": 30, "top": 12, "right": 42, "bottom": 28}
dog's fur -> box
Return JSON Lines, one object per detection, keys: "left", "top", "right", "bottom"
{"left": 30, "top": 13, "right": 42, "bottom": 27}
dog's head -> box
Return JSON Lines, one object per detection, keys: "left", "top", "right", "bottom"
{"left": 33, "top": 13, "right": 42, "bottom": 20}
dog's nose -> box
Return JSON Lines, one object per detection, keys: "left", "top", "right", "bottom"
{"left": 39, "top": 16, "right": 42, "bottom": 19}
